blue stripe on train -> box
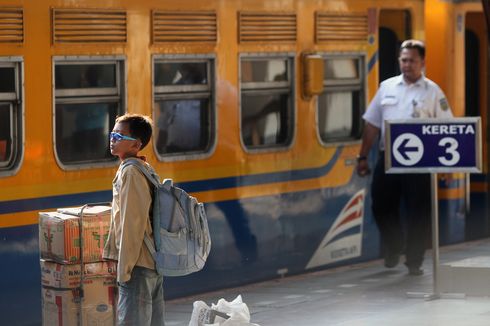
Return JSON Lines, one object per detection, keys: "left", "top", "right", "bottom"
{"left": 181, "top": 147, "right": 343, "bottom": 192}
{"left": 367, "top": 51, "right": 378, "bottom": 73}
{"left": 0, "top": 190, "right": 112, "bottom": 215}
{"left": 0, "top": 147, "right": 343, "bottom": 216}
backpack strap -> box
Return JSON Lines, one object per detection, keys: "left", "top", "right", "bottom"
{"left": 121, "top": 158, "right": 160, "bottom": 186}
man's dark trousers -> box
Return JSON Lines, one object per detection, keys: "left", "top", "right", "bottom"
{"left": 371, "top": 152, "right": 431, "bottom": 269}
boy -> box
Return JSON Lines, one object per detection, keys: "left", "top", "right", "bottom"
{"left": 103, "top": 113, "right": 165, "bottom": 325}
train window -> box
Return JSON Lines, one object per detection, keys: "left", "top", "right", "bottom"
{"left": 54, "top": 58, "right": 125, "bottom": 167}
{"left": 0, "top": 60, "right": 22, "bottom": 174}
{"left": 240, "top": 55, "right": 294, "bottom": 150}
{"left": 0, "top": 67, "right": 15, "bottom": 92}
{"left": 317, "top": 55, "right": 364, "bottom": 143}
{"left": 153, "top": 56, "right": 215, "bottom": 160}
{"left": 55, "top": 64, "right": 117, "bottom": 90}
{"left": 0, "top": 104, "right": 13, "bottom": 166}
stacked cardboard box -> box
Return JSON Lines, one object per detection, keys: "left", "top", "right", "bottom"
{"left": 39, "top": 205, "right": 111, "bottom": 263}
{"left": 39, "top": 205, "right": 117, "bottom": 326}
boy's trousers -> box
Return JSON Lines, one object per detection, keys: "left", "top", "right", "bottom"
{"left": 117, "top": 266, "right": 165, "bottom": 326}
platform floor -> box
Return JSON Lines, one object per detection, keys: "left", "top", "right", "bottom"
{"left": 165, "top": 239, "right": 490, "bottom": 326}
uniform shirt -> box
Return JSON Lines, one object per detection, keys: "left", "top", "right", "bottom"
{"left": 363, "top": 74, "right": 453, "bottom": 150}
{"left": 103, "top": 157, "right": 155, "bottom": 283}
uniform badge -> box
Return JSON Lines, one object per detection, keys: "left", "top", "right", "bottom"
{"left": 439, "top": 98, "right": 449, "bottom": 111}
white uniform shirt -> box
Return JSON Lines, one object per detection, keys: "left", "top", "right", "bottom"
{"left": 363, "top": 74, "right": 453, "bottom": 150}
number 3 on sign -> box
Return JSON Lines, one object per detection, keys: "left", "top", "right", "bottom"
{"left": 438, "top": 137, "right": 460, "bottom": 166}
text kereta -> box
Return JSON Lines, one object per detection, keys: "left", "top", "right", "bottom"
{"left": 422, "top": 125, "right": 475, "bottom": 135}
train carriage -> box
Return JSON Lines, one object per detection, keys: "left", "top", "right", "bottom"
{"left": 0, "top": 0, "right": 488, "bottom": 324}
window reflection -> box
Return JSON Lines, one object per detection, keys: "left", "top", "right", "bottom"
{"left": 55, "top": 102, "right": 116, "bottom": 163}
{"left": 55, "top": 64, "right": 116, "bottom": 89}
{"left": 241, "top": 59, "right": 288, "bottom": 83}
{"left": 0, "top": 60, "right": 20, "bottom": 172}
{"left": 319, "top": 92, "right": 361, "bottom": 140}
{"left": 155, "top": 62, "right": 207, "bottom": 86}
{"left": 240, "top": 57, "right": 293, "bottom": 150}
{"left": 0, "top": 104, "right": 12, "bottom": 163}
{"left": 317, "top": 56, "right": 364, "bottom": 143}
{"left": 0, "top": 68, "right": 15, "bottom": 92}
{"left": 54, "top": 60, "right": 123, "bottom": 165}
{"left": 241, "top": 94, "right": 290, "bottom": 147}
{"left": 153, "top": 57, "right": 215, "bottom": 158}
{"left": 325, "top": 58, "right": 359, "bottom": 80}
{"left": 156, "top": 99, "right": 210, "bottom": 154}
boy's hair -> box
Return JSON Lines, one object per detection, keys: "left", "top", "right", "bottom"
{"left": 116, "top": 113, "right": 153, "bottom": 150}
{"left": 400, "top": 39, "right": 425, "bottom": 59}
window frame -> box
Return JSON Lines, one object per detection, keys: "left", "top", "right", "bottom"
{"left": 239, "top": 52, "right": 296, "bottom": 153}
{"left": 152, "top": 54, "right": 217, "bottom": 162}
{"left": 316, "top": 52, "right": 366, "bottom": 147}
{"left": 0, "top": 57, "right": 24, "bottom": 177}
{"left": 52, "top": 55, "right": 126, "bottom": 170}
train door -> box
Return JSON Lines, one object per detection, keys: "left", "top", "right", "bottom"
{"left": 378, "top": 10, "right": 412, "bottom": 82}
{"left": 465, "top": 12, "right": 490, "bottom": 239}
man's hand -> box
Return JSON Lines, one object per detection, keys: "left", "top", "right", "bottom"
{"left": 357, "top": 159, "right": 371, "bottom": 177}
{"left": 439, "top": 173, "right": 454, "bottom": 186}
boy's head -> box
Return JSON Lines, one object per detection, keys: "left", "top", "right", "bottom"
{"left": 110, "top": 114, "right": 153, "bottom": 160}
{"left": 115, "top": 114, "right": 153, "bottom": 149}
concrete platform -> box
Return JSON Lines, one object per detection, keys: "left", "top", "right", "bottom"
{"left": 165, "top": 238, "right": 490, "bottom": 326}
{"left": 440, "top": 255, "right": 490, "bottom": 296}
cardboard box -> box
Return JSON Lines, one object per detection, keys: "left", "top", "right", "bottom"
{"left": 40, "top": 259, "right": 116, "bottom": 288}
{"left": 39, "top": 205, "right": 111, "bottom": 264}
{"left": 41, "top": 275, "right": 117, "bottom": 326}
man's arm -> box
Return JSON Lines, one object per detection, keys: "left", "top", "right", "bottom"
{"left": 356, "top": 122, "right": 380, "bottom": 177}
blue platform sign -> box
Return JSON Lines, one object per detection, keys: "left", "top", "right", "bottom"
{"left": 385, "top": 118, "right": 482, "bottom": 173}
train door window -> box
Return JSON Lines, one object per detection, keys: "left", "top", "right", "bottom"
{"left": 53, "top": 58, "right": 125, "bottom": 168}
{"left": 317, "top": 55, "right": 364, "bottom": 144}
{"left": 240, "top": 55, "right": 294, "bottom": 150}
{"left": 153, "top": 55, "right": 216, "bottom": 160}
{"left": 0, "top": 59, "right": 23, "bottom": 175}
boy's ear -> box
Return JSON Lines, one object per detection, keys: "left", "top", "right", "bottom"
{"left": 133, "top": 139, "right": 142, "bottom": 150}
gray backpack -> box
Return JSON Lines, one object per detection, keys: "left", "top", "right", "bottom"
{"left": 122, "top": 159, "right": 211, "bottom": 276}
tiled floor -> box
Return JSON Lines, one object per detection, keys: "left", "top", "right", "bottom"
{"left": 165, "top": 239, "right": 490, "bottom": 325}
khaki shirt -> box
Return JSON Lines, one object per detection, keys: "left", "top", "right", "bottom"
{"left": 103, "top": 158, "right": 155, "bottom": 282}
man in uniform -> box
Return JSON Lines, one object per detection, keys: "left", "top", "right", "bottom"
{"left": 357, "top": 39, "right": 453, "bottom": 275}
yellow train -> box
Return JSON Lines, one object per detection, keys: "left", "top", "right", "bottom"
{"left": 0, "top": 0, "right": 488, "bottom": 324}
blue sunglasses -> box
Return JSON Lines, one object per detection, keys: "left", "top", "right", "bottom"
{"left": 110, "top": 132, "right": 137, "bottom": 141}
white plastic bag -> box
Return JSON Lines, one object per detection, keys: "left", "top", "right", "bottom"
{"left": 188, "top": 300, "right": 213, "bottom": 326}
{"left": 188, "top": 295, "right": 260, "bottom": 326}
{"left": 211, "top": 295, "right": 250, "bottom": 325}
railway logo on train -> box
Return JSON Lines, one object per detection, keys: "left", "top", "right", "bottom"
{"left": 306, "top": 189, "right": 365, "bottom": 269}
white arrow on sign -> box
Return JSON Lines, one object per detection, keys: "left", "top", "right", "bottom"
{"left": 393, "top": 133, "right": 424, "bottom": 166}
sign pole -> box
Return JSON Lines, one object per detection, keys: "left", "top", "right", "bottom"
{"left": 386, "top": 118, "right": 482, "bottom": 300}
{"left": 407, "top": 173, "right": 441, "bottom": 300}
{"left": 430, "top": 173, "right": 440, "bottom": 298}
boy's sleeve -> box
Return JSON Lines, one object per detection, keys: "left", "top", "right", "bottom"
{"left": 117, "top": 166, "right": 152, "bottom": 283}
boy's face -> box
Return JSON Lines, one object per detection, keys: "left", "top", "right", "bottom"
{"left": 110, "top": 122, "right": 141, "bottom": 160}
